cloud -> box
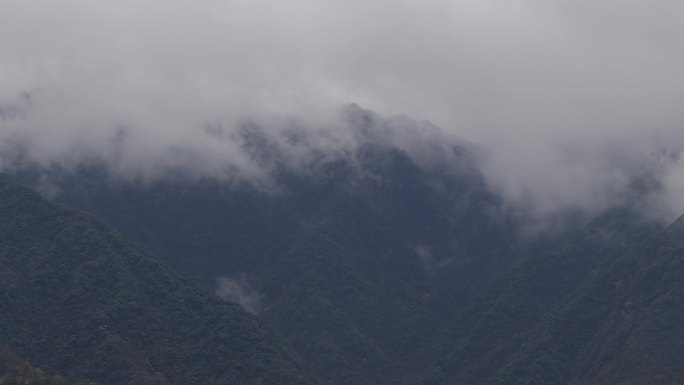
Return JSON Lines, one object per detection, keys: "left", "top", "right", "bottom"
{"left": 1, "top": 0, "right": 684, "bottom": 218}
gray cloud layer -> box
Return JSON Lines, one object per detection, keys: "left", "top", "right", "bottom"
{"left": 2, "top": 0, "right": 684, "bottom": 218}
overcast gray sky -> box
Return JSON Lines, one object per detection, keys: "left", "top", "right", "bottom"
{"left": 1, "top": 0, "right": 684, "bottom": 218}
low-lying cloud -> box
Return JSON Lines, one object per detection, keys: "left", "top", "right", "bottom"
{"left": 2, "top": 0, "right": 684, "bottom": 219}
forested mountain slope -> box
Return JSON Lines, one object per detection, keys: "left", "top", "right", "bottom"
{"left": 44, "top": 162, "right": 684, "bottom": 385}
{"left": 9, "top": 107, "right": 684, "bottom": 385}
{"left": 34, "top": 110, "right": 516, "bottom": 385}
{"left": 422, "top": 209, "right": 684, "bottom": 385}
{"left": 0, "top": 175, "right": 315, "bottom": 385}
{"left": 43, "top": 146, "right": 513, "bottom": 384}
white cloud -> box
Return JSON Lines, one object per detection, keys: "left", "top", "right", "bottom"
{"left": 2, "top": 0, "right": 684, "bottom": 218}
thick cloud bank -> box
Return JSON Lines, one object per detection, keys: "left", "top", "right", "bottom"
{"left": 1, "top": 0, "right": 684, "bottom": 218}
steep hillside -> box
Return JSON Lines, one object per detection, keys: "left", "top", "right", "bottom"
{"left": 0, "top": 175, "right": 315, "bottom": 385}
{"left": 17, "top": 109, "right": 515, "bottom": 385}
{"left": 422, "top": 208, "right": 684, "bottom": 385}
{"left": 11, "top": 107, "right": 684, "bottom": 385}
{"left": 12, "top": 154, "right": 684, "bottom": 385}
{"left": 30, "top": 122, "right": 514, "bottom": 384}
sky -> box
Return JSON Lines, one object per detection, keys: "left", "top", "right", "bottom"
{"left": 1, "top": 0, "right": 684, "bottom": 219}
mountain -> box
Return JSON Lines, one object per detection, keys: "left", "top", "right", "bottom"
{"left": 422, "top": 208, "right": 684, "bottom": 385}
{"left": 0, "top": 174, "right": 315, "bottom": 385}
{"left": 8, "top": 106, "right": 684, "bottom": 385}
{"left": 23, "top": 108, "right": 515, "bottom": 385}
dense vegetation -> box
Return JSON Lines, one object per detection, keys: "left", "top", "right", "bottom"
{"left": 45, "top": 141, "right": 513, "bottom": 384}
{"left": 420, "top": 208, "right": 673, "bottom": 385}
{"left": 7, "top": 108, "right": 684, "bottom": 384}
{"left": 0, "top": 346, "right": 95, "bottom": 385}
{"left": 0, "top": 175, "right": 315, "bottom": 385}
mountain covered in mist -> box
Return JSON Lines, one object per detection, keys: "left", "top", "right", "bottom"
{"left": 21, "top": 107, "right": 513, "bottom": 385}
{"left": 5, "top": 0, "right": 684, "bottom": 383}
{"left": 4, "top": 107, "right": 684, "bottom": 385}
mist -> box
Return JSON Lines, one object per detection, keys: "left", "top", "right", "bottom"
{"left": 216, "top": 276, "right": 262, "bottom": 314}
{"left": 2, "top": 0, "right": 684, "bottom": 219}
